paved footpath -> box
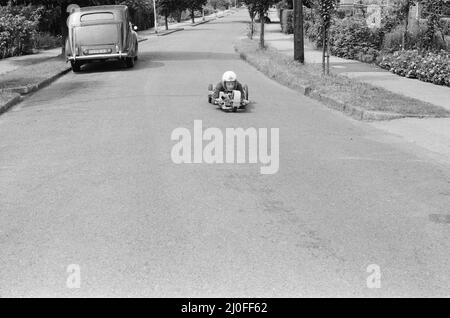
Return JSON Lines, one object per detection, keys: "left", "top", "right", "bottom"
{"left": 260, "top": 23, "right": 450, "bottom": 165}
{"left": 0, "top": 48, "right": 62, "bottom": 77}
{"left": 263, "top": 23, "right": 450, "bottom": 111}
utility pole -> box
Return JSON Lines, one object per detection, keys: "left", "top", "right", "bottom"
{"left": 293, "top": 0, "right": 304, "bottom": 63}
{"left": 153, "top": 0, "right": 158, "bottom": 34}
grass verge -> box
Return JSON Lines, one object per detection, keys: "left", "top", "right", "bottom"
{"left": 234, "top": 38, "right": 450, "bottom": 119}
{"left": 0, "top": 56, "right": 69, "bottom": 91}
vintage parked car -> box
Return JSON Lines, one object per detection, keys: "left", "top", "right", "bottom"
{"left": 65, "top": 5, "right": 139, "bottom": 72}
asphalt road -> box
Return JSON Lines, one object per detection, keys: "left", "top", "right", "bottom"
{"left": 0, "top": 10, "right": 449, "bottom": 297}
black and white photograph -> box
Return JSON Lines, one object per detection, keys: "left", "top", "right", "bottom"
{"left": 0, "top": 0, "right": 449, "bottom": 302}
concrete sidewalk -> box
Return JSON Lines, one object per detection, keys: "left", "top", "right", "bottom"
{"left": 262, "top": 23, "right": 450, "bottom": 111}
{"left": 0, "top": 48, "right": 61, "bottom": 77}
{"left": 260, "top": 23, "right": 450, "bottom": 165}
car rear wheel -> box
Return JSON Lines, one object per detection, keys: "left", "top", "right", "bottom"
{"left": 134, "top": 43, "right": 138, "bottom": 61}
{"left": 71, "top": 61, "right": 82, "bottom": 73}
{"left": 125, "top": 56, "right": 135, "bottom": 68}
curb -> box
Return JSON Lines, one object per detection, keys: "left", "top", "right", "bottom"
{"left": 0, "top": 93, "right": 22, "bottom": 115}
{"left": 157, "top": 28, "right": 184, "bottom": 37}
{"left": 236, "top": 49, "right": 313, "bottom": 96}
{"left": 0, "top": 66, "right": 71, "bottom": 115}
{"left": 235, "top": 45, "right": 430, "bottom": 122}
{"left": 191, "top": 19, "right": 213, "bottom": 27}
{"left": 3, "top": 67, "right": 71, "bottom": 96}
{"left": 138, "top": 38, "right": 148, "bottom": 43}
{"left": 308, "top": 91, "right": 405, "bottom": 121}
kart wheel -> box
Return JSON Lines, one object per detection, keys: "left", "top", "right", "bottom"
{"left": 244, "top": 84, "right": 249, "bottom": 100}
{"left": 232, "top": 107, "right": 237, "bottom": 113}
{"left": 208, "top": 84, "right": 213, "bottom": 103}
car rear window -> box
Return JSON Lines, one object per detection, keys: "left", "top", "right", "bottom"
{"left": 80, "top": 12, "right": 114, "bottom": 22}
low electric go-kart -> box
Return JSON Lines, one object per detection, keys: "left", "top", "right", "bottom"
{"left": 208, "top": 84, "right": 249, "bottom": 112}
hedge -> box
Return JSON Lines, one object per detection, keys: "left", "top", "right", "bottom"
{"left": 378, "top": 50, "right": 450, "bottom": 87}
{"left": 0, "top": 5, "right": 42, "bottom": 59}
{"left": 329, "top": 17, "right": 382, "bottom": 63}
{"left": 280, "top": 9, "right": 293, "bottom": 34}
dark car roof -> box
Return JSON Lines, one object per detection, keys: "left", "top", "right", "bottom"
{"left": 67, "top": 5, "right": 129, "bottom": 27}
{"left": 79, "top": 5, "right": 127, "bottom": 13}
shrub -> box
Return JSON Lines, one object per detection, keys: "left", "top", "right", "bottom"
{"left": 378, "top": 50, "right": 450, "bottom": 86}
{"left": 328, "top": 17, "right": 382, "bottom": 62}
{"left": 382, "top": 24, "right": 404, "bottom": 52}
{"left": 281, "top": 9, "right": 293, "bottom": 34}
{"left": 33, "top": 32, "right": 62, "bottom": 50}
{"left": 440, "top": 18, "right": 450, "bottom": 36}
{"left": 0, "top": 5, "right": 42, "bottom": 59}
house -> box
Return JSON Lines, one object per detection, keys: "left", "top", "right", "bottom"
{"left": 337, "top": 0, "right": 423, "bottom": 27}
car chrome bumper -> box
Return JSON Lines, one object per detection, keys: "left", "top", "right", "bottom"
{"left": 68, "top": 53, "right": 128, "bottom": 61}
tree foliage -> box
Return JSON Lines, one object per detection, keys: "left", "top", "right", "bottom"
{"left": 243, "top": 0, "right": 278, "bottom": 48}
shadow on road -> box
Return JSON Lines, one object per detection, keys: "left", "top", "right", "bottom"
{"left": 78, "top": 59, "right": 165, "bottom": 73}
{"left": 142, "top": 51, "right": 240, "bottom": 61}
{"left": 211, "top": 102, "right": 256, "bottom": 114}
{"left": 207, "top": 20, "right": 249, "bottom": 25}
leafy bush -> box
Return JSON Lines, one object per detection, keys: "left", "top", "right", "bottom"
{"left": 328, "top": 17, "right": 382, "bottom": 62}
{"left": 441, "top": 18, "right": 450, "bottom": 36}
{"left": 304, "top": 9, "right": 323, "bottom": 48}
{"left": 281, "top": 9, "right": 293, "bottom": 34}
{"left": 121, "top": 0, "right": 155, "bottom": 30}
{"left": 382, "top": 24, "right": 404, "bottom": 52}
{"left": 378, "top": 50, "right": 450, "bottom": 86}
{"left": 33, "top": 32, "right": 62, "bottom": 50}
{"left": 0, "top": 5, "right": 42, "bottom": 59}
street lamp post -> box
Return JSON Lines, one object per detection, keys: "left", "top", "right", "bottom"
{"left": 153, "top": 0, "right": 158, "bottom": 34}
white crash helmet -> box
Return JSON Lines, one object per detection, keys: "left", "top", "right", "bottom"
{"left": 222, "top": 71, "right": 237, "bottom": 86}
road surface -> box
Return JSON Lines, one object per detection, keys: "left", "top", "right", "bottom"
{"left": 0, "top": 10, "right": 449, "bottom": 297}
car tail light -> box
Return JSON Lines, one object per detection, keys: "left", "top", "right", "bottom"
{"left": 115, "top": 44, "right": 119, "bottom": 53}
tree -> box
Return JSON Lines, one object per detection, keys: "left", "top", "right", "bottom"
{"left": 318, "top": 0, "right": 337, "bottom": 74}
{"left": 246, "top": 1, "right": 257, "bottom": 39}
{"left": 243, "top": 0, "right": 278, "bottom": 48}
{"left": 157, "top": 0, "right": 179, "bottom": 30}
{"left": 389, "top": 0, "right": 415, "bottom": 50}
{"left": 208, "top": 0, "right": 232, "bottom": 10}
{"left": 182, "top": 0, "right": 207, "bottom": 24}
{"left": 420, "top": 0, "right": 449, "bottom": 50}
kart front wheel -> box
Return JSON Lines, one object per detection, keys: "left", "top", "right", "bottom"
{"left": 243, "top": 84, "right": 249, "bottom": 100}
{"left": 208, "top": 84, "right": 213, "bottom": 103}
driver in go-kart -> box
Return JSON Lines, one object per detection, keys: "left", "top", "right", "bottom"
{"left": 213, "top": 71, "right": 248, "bottom": 105}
